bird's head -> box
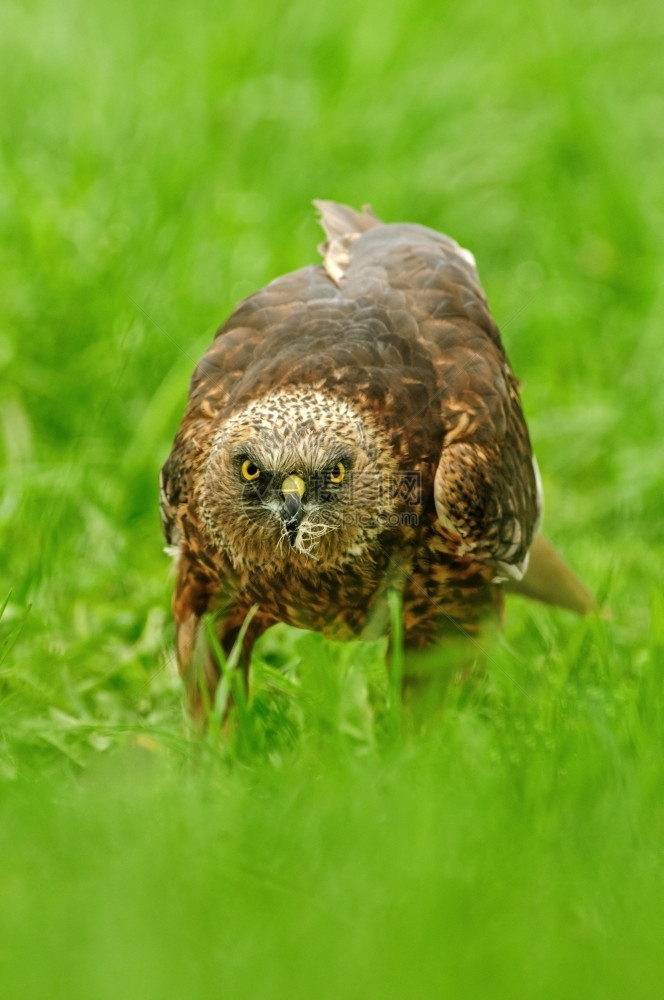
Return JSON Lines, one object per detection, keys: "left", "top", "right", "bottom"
{"left": 197, "top": 389, "right": 401, "bottom": 571}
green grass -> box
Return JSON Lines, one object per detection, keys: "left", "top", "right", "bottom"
{"left": 1, "top": 0, "right": 664, "bottom": 995}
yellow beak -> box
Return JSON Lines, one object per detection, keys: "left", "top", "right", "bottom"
{"left": 281, "top": 474, "right": 306, "bottom": 499}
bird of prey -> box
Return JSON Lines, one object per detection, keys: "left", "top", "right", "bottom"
{"left": 160, "top": 200, "right": 594, "bottom": 719}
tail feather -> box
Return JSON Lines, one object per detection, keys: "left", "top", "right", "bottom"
{"left": 503, "top": 533, "right": 596, "bottom": 615}
{"left": 313, "top": 199, "right": 380, "bottom": 242}
{"left": 313, "top": 200, "right": 381, "bottom": 284}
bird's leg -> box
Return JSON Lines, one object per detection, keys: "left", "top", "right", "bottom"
{"left": 175, "top": 609, "right": 220, "bottom": 727}
{"left": 171, "top": 558, "right": 222, "bottom": 726}
{"left": 172, "top": 558, "right": 262, "bottom": 727}
{"left": 378, "top": 636, "right": 449, "bottom": 738}
{"left": 176, "top": 613, "right": 256, "bottom": 729}
{"left": 187, "top": 605, "right": 270, "bottom": 730}
{"left": 398, "top": 642, "right": 464, "bottom": 733}
{"left": 218, "top": 618, "right": 255, "bottom": 700}
{"left": 388, "top": 631, "right": 491, "bottom": 734}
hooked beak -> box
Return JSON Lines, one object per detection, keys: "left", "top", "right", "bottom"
{"left": 280, "top": 474, "right": 306, "bottom": 546}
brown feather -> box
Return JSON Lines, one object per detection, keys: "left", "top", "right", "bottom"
{"left": 160, "top": 200, "right": 593, "bottom": 717}
{"left": 502, "top": 534, "right": 597, "bottom": 615}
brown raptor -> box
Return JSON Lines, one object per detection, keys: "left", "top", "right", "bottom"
{"left": 160, "top": 201, "right": 594, "bottom": 718}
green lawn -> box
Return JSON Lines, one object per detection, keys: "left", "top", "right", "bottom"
{"left": 1, "top": 0, "right": 663, "bottom": 995}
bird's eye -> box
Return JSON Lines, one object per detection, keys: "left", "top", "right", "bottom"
{"left": 241, "top": 459, "right": 261, "bottom": 481}
{"left": 329, "top": 462, "right": 345, "bottom": 484}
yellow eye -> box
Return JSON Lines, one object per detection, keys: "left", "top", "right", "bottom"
{"left": 241, "top": 459, "right": 261, "bottom": 481}
{"left": 329, "top": 462, "right": 345, "bottom": 484}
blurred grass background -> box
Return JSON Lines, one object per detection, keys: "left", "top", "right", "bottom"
{"left": 1, "top": 0, "right": 663, "bottom": 996}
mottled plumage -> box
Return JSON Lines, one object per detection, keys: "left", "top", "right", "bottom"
{"left": 161, "top": 201, "right": 594, "bottom": 718}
